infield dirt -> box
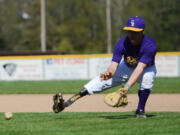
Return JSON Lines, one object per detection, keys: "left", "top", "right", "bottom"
{"left": 0, "top": 94, "right": 180, "bottom": 112}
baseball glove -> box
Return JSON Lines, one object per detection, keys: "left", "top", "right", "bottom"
{"left": 104, "top": 87, "right": 128, "bottom": 107}
{"left": 52, "top": 92, "right": 65, "bottom": 113}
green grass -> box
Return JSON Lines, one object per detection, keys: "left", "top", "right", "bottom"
{"left": 0, "top": 112, "right": 180, "bottom": 135}
{"left": 0, "top": 77, "right": 180, "bottom": 94}
{"left": 0, "top": 80, "right": 88, "bottom": 94}
{"left": 0, "top": 78, "right": 179, "bottom": 135}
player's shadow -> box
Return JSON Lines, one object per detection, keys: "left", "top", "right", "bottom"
{"left": 99, "top": 115, "right": 133, "bottom": 119}
{"left": 99, "top": 114, "right": 156, "bottom": 119}
{"left": 146, "top": 114, "right": 156, "bottom": 118}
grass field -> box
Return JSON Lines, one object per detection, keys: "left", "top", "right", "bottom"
{"left": 0, "top": 77, "right": 180, "bottom": 94}
{"left": 0, "top": 77, "right": 180, "bottom": 135}
{"left": 0, "top": 112, "right": 180, "bottom": 135}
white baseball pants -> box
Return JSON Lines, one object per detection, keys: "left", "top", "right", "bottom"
{"left": 84, "top": 61, "right": 157, "bottom": 94}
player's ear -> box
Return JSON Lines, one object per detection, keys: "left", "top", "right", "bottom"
{"left": 142, "top": 30, "right": 144, "bottom": 34}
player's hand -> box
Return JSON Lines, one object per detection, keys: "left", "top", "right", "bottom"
{"left": 100, "top": 71, "right": 112, "bottom": 81}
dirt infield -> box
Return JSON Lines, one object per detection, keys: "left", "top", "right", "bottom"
{"left": 0, "top": 94, "right": 180, "bottom": 112}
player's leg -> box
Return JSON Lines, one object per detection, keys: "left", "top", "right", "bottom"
{"left": 84, "top": 61, "right": 133, "bottom": 95}
{"left": 135, "top": 89, "right": 151, "bottom": 118}
{"left": 55, "top": 61, "right": 132, "bottom": 112}
{"left": 63, "top": 76, "right": 114, "bottom": 107}
{"left": 63, "top": 87, "right": 89, "bottom": 107}
{"left": 135, "top": 65, "right": 156, "bottom": 118}
{"left": 52, "top": 77, "right": 114, "bottom": 113}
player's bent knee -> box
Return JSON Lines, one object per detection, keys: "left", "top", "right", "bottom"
{"left": 84, "top": 77, "right": 113, "bottom": 94}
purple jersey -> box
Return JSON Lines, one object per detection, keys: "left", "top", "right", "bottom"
{"left": 112, "top": 35, "right": 157, "bottom": 68}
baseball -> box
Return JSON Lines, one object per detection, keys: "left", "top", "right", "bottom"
{"left": 4, "top": 112, "right": 13, "bottom": 120}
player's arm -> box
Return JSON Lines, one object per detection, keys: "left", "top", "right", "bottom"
{"left": 125, "top": 62, "right": 147, "bottom": 88}
{"left": 100, "top": 61, "right": 118, "bottom": 81}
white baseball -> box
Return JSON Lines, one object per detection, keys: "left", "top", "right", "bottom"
{"left": 4, "top": 112, "right": 13, "bottom": 120}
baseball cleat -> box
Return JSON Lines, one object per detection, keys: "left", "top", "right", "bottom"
{"left": 135, "top": 109, "right": 147, "bottom": 118}
{"left": 52, "top": 92, "right": 65, "bottom": 113}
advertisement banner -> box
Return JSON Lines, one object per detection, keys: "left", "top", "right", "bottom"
{"left": 155, "top": 55, "right": 179, "bottom": 77}
{"left": 0, "top": 59, "right": 43, "bottom": 80}
{"left": 44, "top": 58, "right": 88, "bottom": 80}
{"left": 88, "top": 57, "right": 111, "bottom": 78}
{"left": 0, "top": 54, "right": 179, "bottom": 80}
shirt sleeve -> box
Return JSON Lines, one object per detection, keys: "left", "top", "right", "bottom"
{"left": 139, "top": 44, "right": 157, "bottom": 65}
{"left": 112, "top": 40, "right": 124, "bottom": 63}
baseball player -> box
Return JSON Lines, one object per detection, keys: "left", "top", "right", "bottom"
{"left": 53, "top": 16, "right": 157, "bottom": 118}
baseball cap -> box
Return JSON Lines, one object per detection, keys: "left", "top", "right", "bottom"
{"left": 123, "top": 16, "right": 145, "bottom": 32}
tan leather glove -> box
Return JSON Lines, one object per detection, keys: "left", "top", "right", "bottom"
{"left": 104, "top": 87, "right": 128, "bottom": 107}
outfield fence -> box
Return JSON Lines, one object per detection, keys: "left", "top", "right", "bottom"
{"left": 0, "top": 52, "right": 180, "bottom": 80}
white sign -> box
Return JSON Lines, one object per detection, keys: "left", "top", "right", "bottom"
{"left": 155, "top": 55, "right": 179, "bottom": 77}
{"left": 44, "top": 58, "right": 88, "bottom": 80}
{"left": 89, "top": 57, "right": 111, "bottom": 78}
{"left": 0, "top": 59, "right": 43, "bottom": 80}
{"left": 0, "top": 54, "right": 179, "bottom": 80}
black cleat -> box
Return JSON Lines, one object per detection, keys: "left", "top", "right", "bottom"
{"left": 135, "top": 109, "right": 147, "bottom": 118}
{"left": 52, "top": 92, "right": 65, "bottom": 113}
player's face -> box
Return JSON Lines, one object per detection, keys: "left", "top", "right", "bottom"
{"left": 128, "top": 31, "right": 144, "bottom": 46}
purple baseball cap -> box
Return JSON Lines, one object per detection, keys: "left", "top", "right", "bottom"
{"left": 123, "top": 16, "right": 145, "bottom": 32}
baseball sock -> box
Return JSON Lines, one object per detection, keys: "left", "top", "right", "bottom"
{"left": 137, "top": 89, "right": 151, "bottom": 111}
{"left": 64, "top": 88, "right": 89, "bottom": 107}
